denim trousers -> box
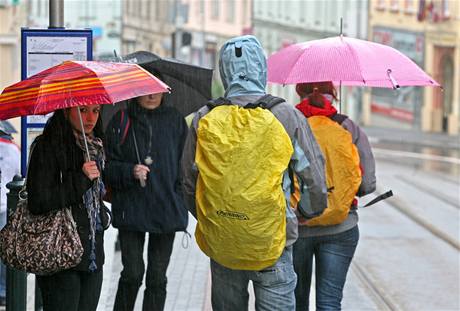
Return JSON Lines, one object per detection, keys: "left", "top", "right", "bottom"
{"left": 211, "top": 246, "right": 297, "bottom": 311}
{"left": 293, "top": 225, "right": 359, "bottom": 311}
{"left": 113, "top": 230, "right": 175, "bottom": 311}
{"left": 36, "top": 269, "right": 103, "bottom": 311}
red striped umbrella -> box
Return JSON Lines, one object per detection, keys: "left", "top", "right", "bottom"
{"left": 0, "top": 60, "right": 170, "bottom": 120}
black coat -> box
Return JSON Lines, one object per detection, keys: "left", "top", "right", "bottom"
{"left": 27, "top": 133, "right": 110, "bottom": 273}
{"left": 105, "top": 103, "right": 188, "bottom": 233}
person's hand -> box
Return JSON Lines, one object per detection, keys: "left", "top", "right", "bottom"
{"left": 82, "top": 161, "right": 100, "bottom": 181}
{"left": 133, "top": 164, "right": 150, "bottom": 182}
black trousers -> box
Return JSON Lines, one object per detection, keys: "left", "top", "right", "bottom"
{"left": 113, "top": 230, "right": 175, "bottom": 311}
{"left": 36, "top": 269, "right": 103, "bottom": 311}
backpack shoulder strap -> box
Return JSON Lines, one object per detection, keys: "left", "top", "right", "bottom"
{"left": 207, "top": 97, "right": 232, "bottom": 110}
{"left": 119, "top": 109, "right": 131, "bottom": 145}
{"left": 330, "top": 113, "right": 348, "bottom": 125}
{"left": 249, "top": 94, "right": 285, "bottom": 110}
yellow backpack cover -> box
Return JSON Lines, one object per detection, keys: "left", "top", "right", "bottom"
{"left": 195, "top": 104, "right": 293, "bottom": 270}
{"left": 303, "top": 115, "right": 361, "bottom": 226}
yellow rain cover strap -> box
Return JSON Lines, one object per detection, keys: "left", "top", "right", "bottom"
{"left": 305, "top": 116, "right": 361, "bottom": 226}
{"left": 195, "top": 105, "right": 293, "bottom": 270}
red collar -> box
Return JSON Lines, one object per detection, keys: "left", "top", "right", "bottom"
{"left": 295, "top": 97, "right": 337, "bottom": 118}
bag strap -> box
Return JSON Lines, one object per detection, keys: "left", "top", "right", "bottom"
{"left": 249, "top": 94, "right": 285, "bottom": 110}
{"left": 207, "top": 95, "right": 285, "bottom": 111}
{"left": 206, "top": 97, "right": 232, "bottom": 110}
{"left": 330, "top": 113, "right": 348, "bottom": 125}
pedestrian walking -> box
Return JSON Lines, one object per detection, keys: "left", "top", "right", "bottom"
{"left": 293, "top": 81, "right": 376, "bottom": 310}
{"left": 0, "top": 123, "right": 20, "bottom": 307}
{"left": 27, "top": 105, "right": 111, "bottom": 311}
{"left": 105, "top": 70, "right": 188, "bottom": 311}
{"left": 181, "top": 35, "right": 328, "bottom": 311}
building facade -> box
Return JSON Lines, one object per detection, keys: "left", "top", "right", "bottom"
{"left": 121, "top": 0, "right": 176, "bottom": 57}
{"left": 367, "top": 0, "right": 459, "bottom": 134}
{"left": 253, "top": 0, "right": 368, "bottom": 121}
{"left": 27, "top": 0, "right": 121, "bottom": 60}
{"left": 121, "top": 0, "right": 251, "bottom": 97}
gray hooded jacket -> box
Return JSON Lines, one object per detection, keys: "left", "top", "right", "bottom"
{"left": 181, "top": 36, "right": 328, "bottom": 246}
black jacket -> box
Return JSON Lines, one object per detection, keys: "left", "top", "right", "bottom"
{"left": 105, "top": 103, "right": 188, "bottom": 233}
{"left": 27, "top": 133, "right": 109, "bottom": 272}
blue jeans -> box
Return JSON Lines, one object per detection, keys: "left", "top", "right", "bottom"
{"left": 293, "top": 226, "right": 359, "bottom": 311}
{"left": 211, "top": 246, "right": 297, "bottom": 311}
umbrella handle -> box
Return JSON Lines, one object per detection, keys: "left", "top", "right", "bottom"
{"left": 77, "top": 107, "right": 91, "bottom": 161}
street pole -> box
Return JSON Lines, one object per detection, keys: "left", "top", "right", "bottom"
{"left": 49, "top": 0, "right": 64, "bottom": 28}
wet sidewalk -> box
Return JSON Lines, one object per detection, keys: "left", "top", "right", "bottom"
{"left": 98, "top": 217, "right": 211, "bottom": 311}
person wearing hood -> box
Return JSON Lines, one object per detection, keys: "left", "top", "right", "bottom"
{"left": 294, "top": 81, "right": 376, "bottom": 310}
{"left": 0, "top": 123, "right": 20, "bottom": 307}
{"left": 104, "top": 71, "right": 188, "bottom": 311}
{"left": 181, "top": 35, "right": 327, "bottom": 310}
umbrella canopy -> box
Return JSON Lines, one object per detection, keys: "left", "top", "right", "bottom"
{"left": 101, "top": 51, "right": 213, "bottom": 128}
{"left": 0, "top": 60, "right": 169, "bottom": 120}
{"left": 267, "top": 36, "right": 439, "bottom": 88}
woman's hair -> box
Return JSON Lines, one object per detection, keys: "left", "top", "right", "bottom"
{"left": 295, "top": 81, "right": 338, "bottom": 107}
{"left": 41, "top": 108, "right": 104, "bottom": 142}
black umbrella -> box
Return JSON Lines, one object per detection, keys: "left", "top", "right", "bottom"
{"left": 101, "top": 51, "right": 213, "bottom": 128}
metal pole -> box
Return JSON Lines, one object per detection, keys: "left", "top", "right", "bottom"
{"left": 49, "top": 0, "right": 64, "bottom": 28}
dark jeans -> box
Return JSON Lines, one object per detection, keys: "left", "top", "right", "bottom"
{"left": 113, "top": 230, "right": 175, "bottom": 311}
{"left": 293, "top": 226, "right": 359, "bottom": 311}
{"left": 36, "top": 269, "right": 103, "bottom": 311}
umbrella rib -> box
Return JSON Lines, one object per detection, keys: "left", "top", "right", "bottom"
{"left": 342, "top": 39, "right": 366, "bottom": 84}
{"left": 285, "top": 52, "right": 308, "bottom": 84}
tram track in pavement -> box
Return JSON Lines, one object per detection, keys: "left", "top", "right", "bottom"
{"left": 396, "top": 175, "right": 459, "bottom": 210}
{"left": 350, "top": 261, "right": 399, "bottom": 311}
{"left": 375, "top": 188, "right": 460, "bottom": 251}
{"left": 349, "top": 185, "right": 458, "bottom": 311}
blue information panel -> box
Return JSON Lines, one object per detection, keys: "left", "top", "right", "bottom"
{"left": 20, "top": 28, "right": 93, "bottom": 174}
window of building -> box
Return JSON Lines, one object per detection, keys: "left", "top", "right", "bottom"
{"left": 442, "top": 0, "right": 450, "bottom": 18}
{"left": 404, "top": 0, "right": 415, "bottom": 14}
{"left": 390, "top": 0, "right": 399, "bottom": 12}
{"left": 376, "top": 0, "right": 386, "bottom": 10}
{"left": 226, "top": 0, "right": 235, "bottom": 23}
{"left": 210, "top": 0, "right": 219, "bottom": 20}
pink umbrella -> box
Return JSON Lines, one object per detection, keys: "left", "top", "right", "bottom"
{"left": 267, "top": 36, "right": 439, "bottom": 88}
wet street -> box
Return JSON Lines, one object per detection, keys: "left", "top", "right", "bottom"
{"left": 340, "top": 128, "right": 459, "bottom": 310}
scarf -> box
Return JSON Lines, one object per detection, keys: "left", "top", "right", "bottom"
{"left": 73, "top": 130, "right": 106, "bottom": 272}
{"left": 295, "top": 95, "right": 337, "bottom": 118}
